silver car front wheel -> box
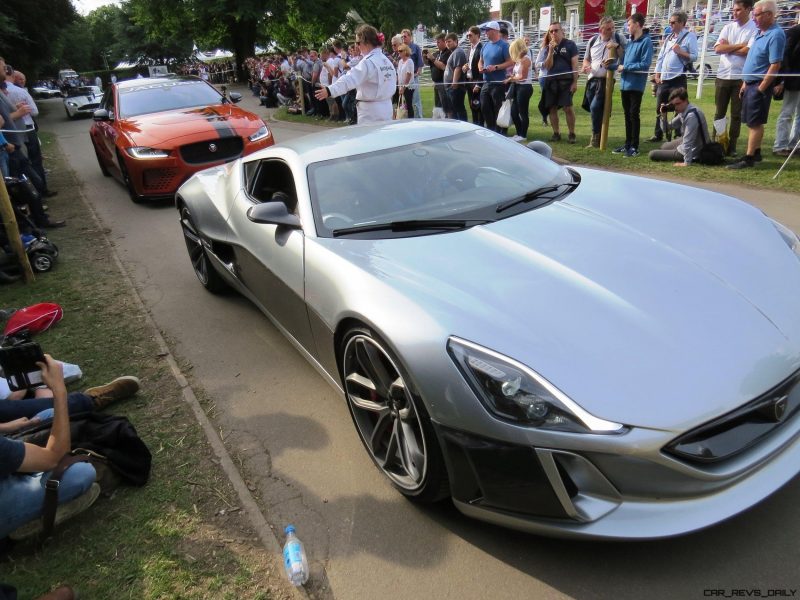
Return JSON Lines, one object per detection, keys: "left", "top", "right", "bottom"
{"left": 341, "top": 328, "right": 448, "bottom": 502}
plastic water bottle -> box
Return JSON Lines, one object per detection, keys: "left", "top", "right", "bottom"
{"left": 282, "top": 525, "right": 309, "bottom": 586}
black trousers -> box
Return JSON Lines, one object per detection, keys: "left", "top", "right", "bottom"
{"left": 621, "top": 89, "right": 644, "bottom": 150}
{"left": 467, "top": 82, "right": 483, "bottom": 127}
{"left": 654, "top": 75, "right": 687, "bottom": 138}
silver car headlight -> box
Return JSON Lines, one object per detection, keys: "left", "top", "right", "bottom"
{"left": 66, "top": 102, "right": 77, "bottom": 107}
{"left": 126, "top": 146, "right": 171, "bottom": 159}
{"left": 248, "top": 124, "right": 271, "bottom": 142}
{"left": 770, "top": 219, "right": 800, "bottom": 260}
{"left": 448, "top": 337, "right": 625, "bottom": 434}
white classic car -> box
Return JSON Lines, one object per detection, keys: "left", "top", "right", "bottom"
{"left": 63, "top": 86, "right": 103, "bottom": 119}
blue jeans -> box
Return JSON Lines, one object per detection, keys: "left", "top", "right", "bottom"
{"left": 412, "top": 75, "right": 423, "bottom": 118}
{"left": 0, "top": 392, "right": 94, "bottom": 422}
{"left": 773, "top": 90, "right": 800, "bottom": 152}
{"left": 586, "top": 78, "right": 605, "bottom": 134}
{"left": 0, "top": 461, "right": 96, "bottom": 538}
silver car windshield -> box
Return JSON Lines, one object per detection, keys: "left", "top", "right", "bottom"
{"left": 308, "top": 130, "right": 563, "bottom": 238}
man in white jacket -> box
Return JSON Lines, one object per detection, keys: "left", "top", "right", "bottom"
{"left": 315, "top": 25, "right": 397, "bottom": 124}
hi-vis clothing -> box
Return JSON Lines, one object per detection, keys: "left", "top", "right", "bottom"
{"left": 326, "top": 47, "right": 398, "bottom": 124}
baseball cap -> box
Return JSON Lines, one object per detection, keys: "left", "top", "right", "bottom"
{"left": 480, "top": 21, "right": 500, "bottom": 31}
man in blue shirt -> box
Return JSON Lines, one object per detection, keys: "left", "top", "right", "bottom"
{"left": 728, "top": 0, "right": 787, "bottom": 168}
{"left": 478, "top": 21, "right": 514, "bottom": 133}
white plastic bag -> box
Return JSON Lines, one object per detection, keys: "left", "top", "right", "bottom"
{"left": 496, "top": 99, "right": 513, "bottom": 128}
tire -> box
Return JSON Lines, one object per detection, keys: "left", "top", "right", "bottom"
{"left": 93, "top": 142, "right": 110, "bottom": 177}
{"left": 29, "top": 253, "right": 53, "bottom": 273}
{"left": 179, "top": 205, "right": 228, "bottom": 294}
{"left": 116, "top": 151, "right": 145, "bottom": 204}
{"left": 64, "top": 107, "right": 74, "bottom": 120}
{"left": 340, "top": 327, "right": 449, "bottom": 502}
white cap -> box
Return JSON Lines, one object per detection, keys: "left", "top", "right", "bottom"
{"left": 481, "top": 21, "right": 500, "bottom": 31}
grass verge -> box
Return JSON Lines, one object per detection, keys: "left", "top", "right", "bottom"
{"left": 1, "top": 132, "right": 293, "bottom": 600}
{"left": 278, "top": 78, "right": 798, "bottom": 193}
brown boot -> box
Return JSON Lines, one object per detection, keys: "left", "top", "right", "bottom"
{"left": 85, "top": 376, "right": 141, "bottom": 410}
{"left": 584, "top": 133, "right": 599, "bottom": 149}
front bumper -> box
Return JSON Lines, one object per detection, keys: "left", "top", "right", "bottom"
{"left": 435, "top": 404, "right": 800, "bottom": 539}
{"left": 125, "top": 136, "right": 272, "bottom": 198}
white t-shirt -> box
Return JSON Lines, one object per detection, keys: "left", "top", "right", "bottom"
{"left": 397, "top": 58, "right": 414, "bottom": 87}
{"left": 326, "top": 56, "right": 341, "bottom": 84}
{"left": 714, "top": 19, "right": 758, "bottom": 80}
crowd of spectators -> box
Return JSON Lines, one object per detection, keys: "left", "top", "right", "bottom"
{"left": 224, "top": 2, "right": 798, "bottom": 166}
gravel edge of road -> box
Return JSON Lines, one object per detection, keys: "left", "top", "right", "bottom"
{"left": 66, "top": 147, "right": 311, "bottom": 600}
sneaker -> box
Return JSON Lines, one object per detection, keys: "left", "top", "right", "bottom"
{"left": 648, "top": 135, "right": 663, "bottom": 143}
{"left": 612, "top": 145, "right": 628, "bottom": 154}
{"left": 549, "top": 132, "right": 561, "bottom": 142}
{"left": 9, "top": 483, "right": 101, "bottom": 540}
{"left": 773, "top": 148, "right": 791, "bottom": 157}
{"left": 726, "top": 157, "right": 755, "bottom": 170}
{"left": 567, "top": 133, "right": 577, "bottom": 144}
{"left": 85, "top": 376, "right": 141, "bottom": 410}
{"left": 624, "top": 147, "right": 640, "bottom": 158}
{"left": 510, "top": 134, "right": 525, "bottom": 142}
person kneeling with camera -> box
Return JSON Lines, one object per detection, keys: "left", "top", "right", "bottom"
{"left": 0, "top": 354, "right": 140, "bottom": 541}
{"left": 648, "top": 87, "right": 711, "bottom": 167}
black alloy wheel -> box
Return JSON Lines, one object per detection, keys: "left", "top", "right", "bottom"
{"left": 341, "top": 327, "right": 448, "bottom": 502}
{"left": 116, "top": 150, "right": 145, "bottom": 204}
{"left": 179, "top": 206, "right": 228, "bottom": 294}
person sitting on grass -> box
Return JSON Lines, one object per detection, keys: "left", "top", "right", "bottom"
{"left": 1, "top": 357, "right": 140, "bottom": 541}
{"left": 648, "top": 87, "right": 711, "bottom": 167}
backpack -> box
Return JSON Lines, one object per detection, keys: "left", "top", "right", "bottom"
{"left": 687, "top": 108, "right": 725, "bottom": 165}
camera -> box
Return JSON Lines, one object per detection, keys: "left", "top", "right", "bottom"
{"left": 0, "top": 332, "right": 45, "bottom": 391}
{"left": 659, "top": 102, "right": 673, "bottom": 114}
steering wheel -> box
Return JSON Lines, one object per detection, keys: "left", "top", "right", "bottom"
{"left": 323, "top": 212, "right": 355, "bottom": 229}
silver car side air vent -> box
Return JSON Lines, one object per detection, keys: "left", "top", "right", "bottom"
{"left": 535, "top": 449, "right": 622, "bottom": 523}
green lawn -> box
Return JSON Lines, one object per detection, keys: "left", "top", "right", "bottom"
{"left": 282, "top": 78, "right": 798, "bottom": 193}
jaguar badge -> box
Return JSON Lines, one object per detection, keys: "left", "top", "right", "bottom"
{"left": 208, "top": 143, "right": 218, "bottom": 153}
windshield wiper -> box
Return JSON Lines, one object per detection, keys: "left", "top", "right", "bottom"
{"left": 332, "top": 219, "right": 492, "bottom": 237}
{"left": 495, "top": 180, "right": 580, "bottom": 213}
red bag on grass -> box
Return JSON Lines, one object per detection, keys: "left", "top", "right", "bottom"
{"left": 3, "top": 303, "right": 63, "bottom": 337}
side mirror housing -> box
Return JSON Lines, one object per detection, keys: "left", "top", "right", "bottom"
{"left": 247, "top": 201, "right": 301, "bottom": 229}
{"left": 93, "top": 108, "right": 111, "bottom": 121}
{"left": 229, "top": 92, "right": 242, "bottom": 103}
{"left": 527, "top": 141, "right": 553, "bottom": 160}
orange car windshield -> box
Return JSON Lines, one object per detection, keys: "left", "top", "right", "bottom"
{"left": 119, "top": 80, "right": 224, "bottom": 118}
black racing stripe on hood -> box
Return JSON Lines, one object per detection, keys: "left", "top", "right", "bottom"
{"left": 201, "top": 105, "right": 237, "bottom": 139}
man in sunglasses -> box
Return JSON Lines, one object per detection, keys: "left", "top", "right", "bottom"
{"left": 651, "top": 11, "right": 698, "bottom": 141}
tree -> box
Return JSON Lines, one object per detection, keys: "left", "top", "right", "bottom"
{"left": 0, "top": 0, "right": 77, "bottom": 80}
{"left": 433, "top": 0, "right": 492, "bottom": 33}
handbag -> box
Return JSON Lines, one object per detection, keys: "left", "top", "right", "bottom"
{"left": 496, "top": 98, "right": 513, "bottom": 128}
{"left": 395, "top": 98, "right": 408, "bottom": 120}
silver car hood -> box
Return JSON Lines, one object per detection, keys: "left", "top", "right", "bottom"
{"left": 319, "top": 170, "right": 800, "bottom": 430}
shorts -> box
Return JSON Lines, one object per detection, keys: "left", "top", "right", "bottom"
{"left": 741, "top": 82, "right": 772, "bottom": 127}
{"left": 543, "top": 77, "right": 574, "bottom": 110}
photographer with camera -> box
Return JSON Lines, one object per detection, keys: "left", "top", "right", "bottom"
{"left": 0, "top": 355, "right": 98, "bottom": 541}
{"left": 648, "top": 87, "right": 711, "bottom": 166}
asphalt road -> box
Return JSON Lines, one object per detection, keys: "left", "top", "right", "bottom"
{"left": 39, "top": 91, "right": 800, "bottom": 600}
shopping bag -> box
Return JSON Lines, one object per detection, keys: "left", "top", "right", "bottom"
{"left": 496, "top": 99, "right": 513, "bottom": 128}
{"left": 395, "top": 99, "right": 408, "bottom": 120}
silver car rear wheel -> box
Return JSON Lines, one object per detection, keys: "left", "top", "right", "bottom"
{"left": 341, "top": 329, "right": 448, "bottom": 501}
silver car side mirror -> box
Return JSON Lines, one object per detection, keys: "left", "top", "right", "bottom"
{"left": 247, "top": 201, "right": 301, "bottom": 229}
{"left": 229, "top": 92, "right": 243, "bottom": 103}
{"left": 527, "top": 141, "right": 553, "bottom": 160}
{"left": 93, "top": 109, "right": 111, "bottom": 121}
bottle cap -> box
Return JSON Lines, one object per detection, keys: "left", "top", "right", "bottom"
{"left": 285, "top": 525, "right": 295, "bottom": 534}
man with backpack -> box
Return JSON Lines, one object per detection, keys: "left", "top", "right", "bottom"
{"left": 651, "top": 11, "right": 698, "bottom": 142}
{"left": 648, "top": 87, "right": 712, "bottom": 166}
{"left": 581, "top": 16, "right": 625, "bottom": 148}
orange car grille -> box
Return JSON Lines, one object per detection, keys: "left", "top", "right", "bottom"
{"left": 142, "top": 168, "right": 179, "bottom": 191}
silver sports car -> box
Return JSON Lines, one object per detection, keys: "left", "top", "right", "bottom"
{"left": 176, "top": 120, "right": 800, "bottom": 539}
